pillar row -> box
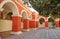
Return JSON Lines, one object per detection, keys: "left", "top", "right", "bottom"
{"left": 11, "top": 16, "right": 22, "bottom": 34}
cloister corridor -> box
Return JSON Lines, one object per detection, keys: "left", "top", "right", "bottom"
{"left": 0, "top": 0, "right": 60, "bottom": 39}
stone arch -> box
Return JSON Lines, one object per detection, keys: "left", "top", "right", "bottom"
{"left": 0, "top": 0, "right": 19, "bottom": 16}
{"left": 0, "top": 0, "right": 20, "bottom": 32}
{"left": 48, "top": 17, "right": 54, "bottom": 22}
{"left": 29, "top": 14, "right": 32, "bottom": 20}
{"left": 48, "top": 17, "right": 55, "bottom": 28}
{"left": 21, "top": 10, "right": 28, "bottom": 19}
{"left": 5, "top": 12, "right": 12, "bottom": 20}
{"left": 39, "top": 18, "right": 45, "bottom": 24}
{"left": 38, "top": 16, "right": 45, "bottom": 28}
{"left": 21, "top": 10, "right": 30, "bottom": 30}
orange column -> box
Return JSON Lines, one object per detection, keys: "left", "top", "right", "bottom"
{"left": 30, "top": 13, "right": 36, "bottom": 28}
{"left": 23, "top": 19, "right": 29, "bottom": 30}
{"left": 59, "top": 21, "right": 60, "bottom": 27}
{"left": 44, "top": 17, "right": 48, "bottom": 28}
{"left": 36, "top": 22, "right": 39, "bottom": 28}
{"left": 45, "top": 21, "right": 48, "bottom": 28}
{"left": 29, "top": 20, "right": 36, "bottom": 28}
{"left": 29, "top": 21, "right": 33, "bottom": 28}
{"left": 12, "top": 16, "right": 22, "bottom": 34}
{"left": 55, "top": 18, "right": 59, "bottom": 28}
{"left": 55, "top": 21, "right": 59, "bottom": 28}
{"left": 29, "top": 21, "right": 31, "bottom": 28}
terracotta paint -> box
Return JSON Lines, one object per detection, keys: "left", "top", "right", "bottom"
{"left": 23, "top": 19, "right": 29, "bottom": 29}
{"left": 29, "top": 21, "right": 36, "bottom": 28}
{"left": 12, "top": 16, "right": 21, "bottom": 32}
{"left": 0, "top": 0, "right": 39, "bottom": 33}
{"left": 45, "top": 21, "right": 48, "bottom": 28}
{"left": 36, "top": 22, "right": 39, "bottom": 28}
{"left": 55, "top": 21, "right": 59, "bottom": 28}
{"left": 0, "top": 0, "right": 3, "bottom": 3}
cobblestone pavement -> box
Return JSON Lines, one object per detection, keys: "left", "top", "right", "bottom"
{"left": 3, "top": 29, "right": 60, "bottom": 39}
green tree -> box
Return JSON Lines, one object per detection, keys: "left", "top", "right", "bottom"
{"left": 29, "top": 0, "right": 60, "bottom": 19}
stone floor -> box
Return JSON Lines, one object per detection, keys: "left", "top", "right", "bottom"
{"left": 1, "top": 29, "right": 60, "bottom": 39}
{"left": 0, "top": 31, "right": 13, "bottom": 39}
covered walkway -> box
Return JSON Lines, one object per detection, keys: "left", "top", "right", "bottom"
{"left": 2, "top": 29, "right": 60, "bottom": 39}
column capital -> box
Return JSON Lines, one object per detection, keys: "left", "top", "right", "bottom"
{"left": 55, "top": 18, "right": 59, "bottom": 21}
{"left": 44, "top": 18, "right": 48, "bottom": 22}
{"left": 30, "top": 19, "right": 36, "bottom": 21}
{"left": 45, "top": 20, "right": 48, "bottom": 22}
{"left": 12, "top": 15, "right": 22, "bottom": 17}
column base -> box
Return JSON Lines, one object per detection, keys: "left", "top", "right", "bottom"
{"left": 56, "top": 27, "right": 60, "bottom": 29}
{"left": 11, "top": 31, "right": 22, "bottom": 35}
{"left": 45, "top": 27, "right": 49, "bottom": 29}
{"left": 22, "top": 29, "right": 30, "bottom": 31}
{"left": 34, "top": 28, "right": 38, "bottom": 30}
{"left": 31, "top": 28, "right": 38, "bottom": 30}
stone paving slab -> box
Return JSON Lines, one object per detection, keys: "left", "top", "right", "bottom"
{"left": 2, "top": 29, "right": 60, "bottom": 39}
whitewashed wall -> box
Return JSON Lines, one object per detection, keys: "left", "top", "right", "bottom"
{"left": 0, "top": 20, "right": 12, "bottom": 32}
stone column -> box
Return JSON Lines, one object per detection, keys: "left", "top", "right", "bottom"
{"left": 23, "top": 19, "right": 30, "bottom": 31}
{"left": 44, "top": 17, "right": 49, "bottom": 29}
{"left": 55, "top": 18, "right": 59, "bottom": 29}
{"left": 29, "top": 13, "right": 37, "bottom": 30}
{"left": 29, "top": 20, "right": 36, "bottom": 28}
{"left": 11, "top": 16, "right": 22, "bottom": 34}
{"left": 45, "top": 20, "right": 48, "bottom": 28}
{"left": 36, "top": 21, "right": 39, "bottom": 28}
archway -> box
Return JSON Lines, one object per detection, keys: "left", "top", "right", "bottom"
{"left": 0, "top": 1, "right": 20, "bottom": 33}
{"left": 21, "top": 10, "right": 29, "bottom": 31}
{"left": 48, "top": 18, "right": 55, "bottom": 28}
{"left": 21, "top": 10, "right": 28, "bottom": 29}
{"left": 5, "top": 12, "right": 12, "bottom": 20}
{"left": 39, "top": 18, "right": 45, "bottom": 28}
